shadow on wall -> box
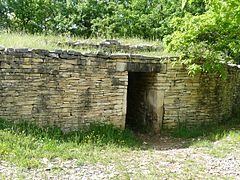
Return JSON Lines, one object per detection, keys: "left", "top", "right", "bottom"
{"left": 126, "top": 72, "right": 164, "bottom": 134}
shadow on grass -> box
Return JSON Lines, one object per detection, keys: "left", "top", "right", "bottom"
{"left": 0, "top": 118, "right": 142, "bottom": 148}
{"left": 171, "top": 117, "right": 240, "bottom": 140}
{"left": 139, "top": 117, "right": 240, "bottom": 151}
{"left": 1, "top": 117, "right": 240, "bottom": 151}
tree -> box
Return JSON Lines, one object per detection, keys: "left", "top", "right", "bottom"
{"left": 164, "top": 0, "right": 240, "bottom": 76}
{"left": 3, "top": 0, "right": 55, "bottom": 33}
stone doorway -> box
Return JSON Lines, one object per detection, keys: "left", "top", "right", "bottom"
{"left": 125, "top": 72, "right": 164, "bottom": 133}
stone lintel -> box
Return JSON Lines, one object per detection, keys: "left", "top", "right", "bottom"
{"left": 126, "top": 62, "right": 166, "bottom": 73}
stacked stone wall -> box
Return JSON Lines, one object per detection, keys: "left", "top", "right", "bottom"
{"left": 58, "top": 40, "right": 163, "bottom": 53}
{"left": 0, "top": 47, "right": 239, "bottom": 131}
{"left": 0, "top": 49, "right": 128, "bottom": 131}
{"left": 158, "top": 64, "right": 240, "bottom": 129}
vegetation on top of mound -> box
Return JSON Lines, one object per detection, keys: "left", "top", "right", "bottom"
{"left": 1, "top": 0, "right": 239, "bottom": 76}
{"left": 0, "top": 32, "right": 175, "bottom": 56}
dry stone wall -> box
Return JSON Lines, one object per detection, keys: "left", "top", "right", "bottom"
{"left": 156, "top": 63, "right": 240, "bottom": 129}
{"left": 0, "top": 47, "right": 168, "bottom": 131}
{"left": 0, "top": 46, "right": 239, "bottom": 132}
{"left": 58, "top": 40, "right": 163, "bottom": 53}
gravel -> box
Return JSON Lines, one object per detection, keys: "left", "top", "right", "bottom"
{"left": 1, "top": 147, "right": 240, "bottom": 180}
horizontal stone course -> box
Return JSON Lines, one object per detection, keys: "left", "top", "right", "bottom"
{"left": 0, "top": 46, "right": 179, "bottom": 61}
{"left": 58, "top": 40, "right": 164, "bottom": 53}
{"left": 0, "top": 46, "right": 239, "bottom": 132}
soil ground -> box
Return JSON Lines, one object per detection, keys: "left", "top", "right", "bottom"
{"left": 1, "top": 133, "right": 240, "bottom": 180}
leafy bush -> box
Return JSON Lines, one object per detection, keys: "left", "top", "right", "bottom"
{"left": 164, "top": 0, "right": 240, "bottom": 77}
{"left": 0, "top": 0, "right": 205, "bottom": 39}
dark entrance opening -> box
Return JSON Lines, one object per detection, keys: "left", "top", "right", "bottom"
{"left": 125, "top": 72, "right": 164, "bottom": 133}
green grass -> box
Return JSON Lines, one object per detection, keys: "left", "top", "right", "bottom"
{"left": 1, "top": 117, "right": 240, "bottom": 179}
{"left": 0, "top": 31, "right": 162, "bottom": 48}
{"left": 0, "top": 31, "right": 67, "bottom": 50}
{"left": 0, "top": 118, "right": 141, "bottom": 168}
{"left": 160, "top": 117, "right": 240, "bottom": 159}
{"left": 169, "top": 117, "right": 240, "bottom": 158}
{"left": 0, "top": 31, "right": 175, "bottom": 56}
{"left": 191, "top": 129, "right": 240, "bottom": 158}
{"left": 170, "top": 117, "right": 240, "bottom": 139}
{"left": 170, "top": 123, "right": 223, "bottom": 139}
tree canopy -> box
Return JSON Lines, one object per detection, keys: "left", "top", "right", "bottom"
{"left": 0, "top": 0, "right": 205, "bottom": 39}
{"left": 0, "top": 0, "right": 239, "bottom": 76}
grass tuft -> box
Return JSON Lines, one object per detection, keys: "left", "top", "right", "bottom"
{"left": 1, "top": 117, "right": 240, "bottom": 178}
{"left": 170, "top": 117, "right": 240, "bottom": 140}
{"left": 170, "top": 117, "right": 240, "bottom": 158}
{"left": 0, "top": 31, "right": 174, "bottom": 56}
{"left": 0, "top": 118, "right": 141, "bottom": 147}
{"left": 0, "top": 118, "right": 141, "bottom": 168}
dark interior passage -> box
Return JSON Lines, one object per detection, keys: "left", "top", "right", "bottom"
{"left": 126, "top": 72, "right": 163, "bottom": 133}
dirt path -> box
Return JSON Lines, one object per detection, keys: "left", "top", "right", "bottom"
{"left": 1, "top": 135, "right": 240, "bottom": 179}
{"left": 139, "top": 134, "right": 193, "bottom": 150}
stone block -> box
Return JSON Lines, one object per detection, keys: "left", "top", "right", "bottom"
{"left": 0, "top": 46, "right": 239, "bottom": 132}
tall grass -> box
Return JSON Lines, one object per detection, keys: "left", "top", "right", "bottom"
{"left": 0, "top": 118, "right": 141, "bottom": 168}
{"left": 0, "top": 118, "right": 141, "bottom": 147}
{"left": 0, "top": 32, "right": 159, "bottom": 49}
{"left": 0, "top": 32, "right": 65, "bottom": 49}
{"left": 0, "top": 31, "right": 172, "bottom": 56}
{"left": 170, "top": 117, "right": 240, "bottom": 140}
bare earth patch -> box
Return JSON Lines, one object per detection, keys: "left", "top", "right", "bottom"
{"left": 1, "top": 134, "right": 240, "bottom": 180}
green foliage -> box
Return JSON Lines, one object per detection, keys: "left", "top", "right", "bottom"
{"left": 0, "top": 118, "right": 141, "bottom": 147}
{"left": 0, "top": 0, "right": 205, "bottom": 39}
{"left": 0, "top": 118, "right": 142, "bottom": 168}
{"left": 171, "top": 117, "right": 240, "bottom": 139}
{"left": 1, "top": 0, "right": 55, "bottom": 33}
{"left": 165, "top": 0, "right": 240, "bottom": 76}
{"left": 2, "top": 0, "right": 238, "bottom": 76}
{"left": 91, "top": 0, "right": 184, "bottom": 39}
{"left": 172, "top": 122, "right": 224, "bottom": 139}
